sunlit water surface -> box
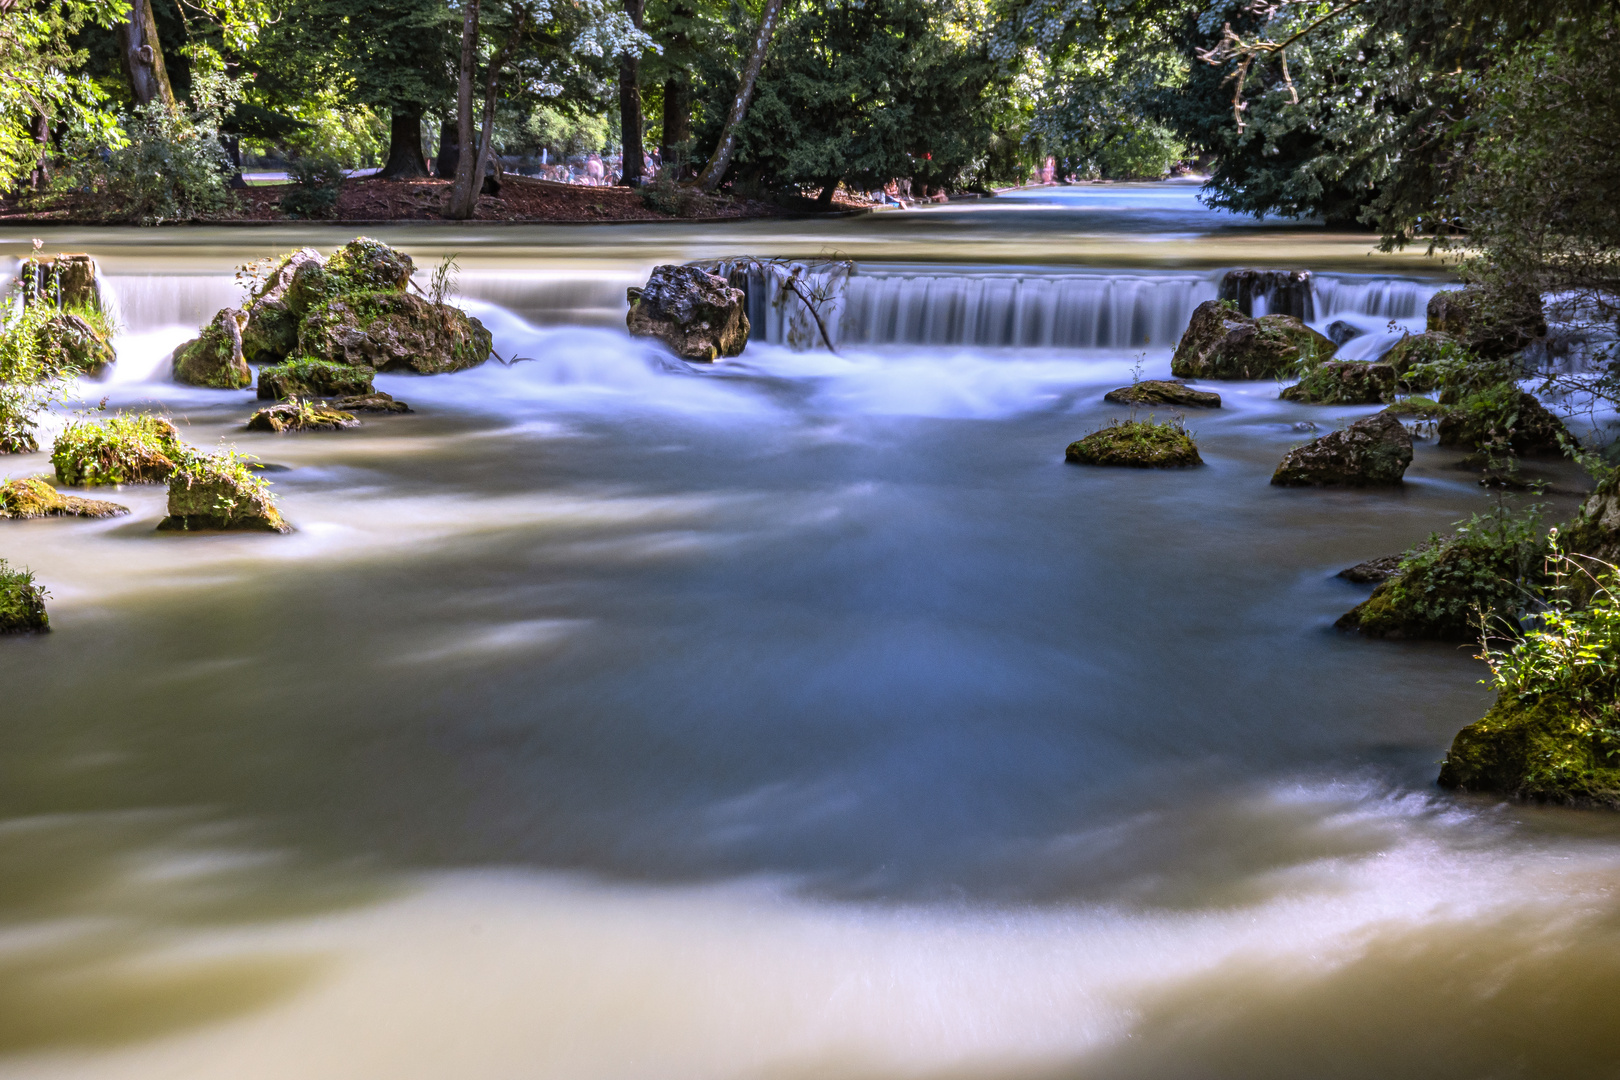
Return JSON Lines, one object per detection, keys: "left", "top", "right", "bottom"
{"left": 3, "top": 187, "right": 1620, "bottom": 1079}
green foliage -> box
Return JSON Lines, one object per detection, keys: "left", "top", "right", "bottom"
{"left": 70, "top": 96, "right": 235, "bottom": 225}
{"left": 280, "top": 154, "right": 345, "bottom": 219}
{"left": 166, "top": 447, "right": 282, "bottom": 529}
{"left": 526, "top": 106, "right": 612, "bottom": 158}
{"left": 640, "top": 172, "right": 700, "bottom": 216}
{"left": 1031, "top": 48, "right": 1187, "bottom": 180}
{"left": 0, "top": 0, "right": 124, "bottom": 192}
{"left": 0, "top": 559, "right": 49, "bottom": 634}
{"left": 51, "top": 414, "right": 186, "bottom": 486}
{"left": 0, "top": 285, "right": 75, "bottom": 454}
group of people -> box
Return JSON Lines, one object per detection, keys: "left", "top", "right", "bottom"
{"left": 516, "top": 149, "right": 671, "bottom": 187}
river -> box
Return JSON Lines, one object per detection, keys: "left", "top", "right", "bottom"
{"left": 2, "top": 183, "right": 1618, "bottom": 1079}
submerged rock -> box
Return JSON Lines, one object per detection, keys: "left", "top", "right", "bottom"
{"left": 0, "top": 560, "right": 48, "bottom": 633}
{"left": 1326, "top": 320, "right": 1363, "bottom": 346}
{"left": 172, "top": 308, "right": 252, "bottom": 389}
{"left": 299, "top": 293, "right": 492, "bottom": 374}
{"left": 0, "top": 477, "right": 128, "bottom": 519}
{"left": 626, "top": 264, "right": 750, "bottom": 362}
{"left": 1426, "top": 287, "right": 1546, "bottom": 358}
{"left": 1171, "top": 300, "right": 1336, "bottom": 380}
{"left": 1218, "top": 269, "right": 1312, "bottom": 320}
{"left": 257, "top": 358, "right": 375, "bottom": 400}
{"left": 1281, "top": 360, "right": 1399, "bottom": 405}
{"left": 241, "top": 247, "right": 323, "bottom": 364}
{"left": 158, "top": 452, "right": 290, "bottom": 533}
{"left": 1066, "top": 419, "right": 1202, "bottom": 467}
{"left": 1439, "top": 695, "right": 1620, "bottom": 807}
{"left": 331, "top": 391, "right": 411, "bottom": 413}
{"left": 1271, "top": 412, "right": 1412, "bottom": 487}
{"left": 246, "top": 401, "right": 359, "bottom": 433}
{"left": 51, "top": 415, "right": 185, "bottom": 487}
{"left": 1104, "top": 380, "right": 1221, "bottom": 409}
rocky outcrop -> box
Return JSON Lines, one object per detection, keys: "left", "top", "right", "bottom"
{"left": 1104, "top": 380, "right": 1221, "bottom": 409}
{"left": 256, "top": 358, "right": 376, "bottom": 400}
{"left": 1337, "top": 539, "right": 1439, "bottom": 584}
{"left": 1281, "top": 360, "right": 1399, "bottom": 404}
{"left": 20, "top": 253, "right": 101, "bottom": 312}
{"left": 1436, "top": 388, "right": 1568, "bottom": 456}
{"left": 246, "top": 401, "right": 359, "bottom": 433}
{"left": 0, "top": 477, "right": 128, "bottom": 519}
{"left": 40, "top": 313, "right": 115, "bottom": 378}
{"left": 1562, "top": 472, "right": 1620, "bottom": 566}
{"left": 1218, "top": 269, "right": 1312, "bottom": 320}
{"left": 1378, "top": 331, "right": 1460, "bottom": 380}
{"left": 157, "top": 452, "right": 290, "bottom": 533}
{"left": 1066, "top": 419, "right": 1202, "bottom": 467}
{"left": 1171, "top": 300, "right": 1336, "bottom": 380}
{"left": 331, "top": 391, "right": 411, "bottom": 413}
{"left": 1271, "top": 412, "right": 1412, "bottom": 486}
{"left": 51, "top": 415, "right": 185, "bottom": 486}
{"left": 1426, "top": 287, "right": 1547, "bottom": 359}
{"left": 241, "top": 247, "right": 322, "bottom": 364}
{"left": 172, "top": 308, "right": 252, "bottom": 389}
{"left": 626, "top": 265, "right": 750, "bottom": 362}
{"left": 298, "top": 293, "right": 492, "bottom": 374}
{"left": 0, "top": 560, "right": 48, "bottom": 633}
{"left": 1439, "top": 695, "right": 1620, "bottom": 807}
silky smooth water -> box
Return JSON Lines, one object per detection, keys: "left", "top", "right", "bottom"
{"left": 2, "top": 186, "right": 1619, "bottom": 1080}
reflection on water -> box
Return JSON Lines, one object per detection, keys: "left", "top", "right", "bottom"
{"left": 0, "top": 188, "right": 1616, "bottom": 1079}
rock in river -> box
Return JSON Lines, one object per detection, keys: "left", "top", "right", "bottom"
{"left": 246, "top": 401, "right": 360, "bottom": 433}
{"left": 0, "top": 477, "right": 128, "bottom": 519}
{"left": 299, "top": 293, "right": 492, "bottom": 375}
{"left": 626, "top": 264, "right": 750, "bottom": 362}
{"left": 1066, "top": 419, "right": 1202, "bottom": 467}
{"left": 1171, "top": 300, "right": 1336, "bottom": 380}
{"left": 1104, "top": 380, "right": 1221, "bottom": 409}
{"left": 1271, "top": 411, "right": 1412, "bottom": 487}
{"left": 257, "top": 358, "right": 376, "bottom": 400}
{"left": 158, "top": 451, "right": 290, "bottom": 533}
{"left": 172, "top": 308, "right": 252, "bottom": 390}
{"left": 1280, "top": 360, "right": 1399, "bottom": 405}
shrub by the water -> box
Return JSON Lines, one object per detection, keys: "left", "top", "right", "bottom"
{"left": 0, "top": 295, "right": 76, "bottom": 453}
{"left": 52, "top": 415, "right": 186, "bottom": 486}
{"left": 68, "top": 100, "right": 234, "bottom": 225}
{"left": 0, "top": 559, "right": 48, "bottom": 633}
{"left": 1066, "top": 417, "right": 1202, "bottom": 467}
{"left": 279, "top": 155, "right": 345, "bottom": 219}
{"left": 1440, "top": 554, "right": 1620, "bottom": 805}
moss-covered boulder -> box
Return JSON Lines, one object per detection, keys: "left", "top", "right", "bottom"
{"left": 246, "top": 400, "right": 359, "bottom": 433}
{"left": 627, "top": 264, "right": 750, "bottom": 362}
{"left": 0, "top": 476, "right": 128, "bottom": 519}
{"left": 1336, "top": 524, "right": 1544, "bottom": 640}
{"left": 1438, "top": 695, "right": 1620, "bottom": 806}
{"left": 1377, "top": 331, "right": 1460, "bottom": 386}
{"left": 38, "top": 312, "right": 115, "bottom": 378}
{"left": 1271, "top": 412, "right": 1412, "bottom": 487}
{"left": 0, "top": 559, "right": 48, "bottom": 633}
{"left": 172, "top": 308, "right": 252, "bottom": 389}
{"left": 256, "top": 358, "right": 375, "bottom": 400}
{"left": 157, "top": 450, "right": 290, "bottom": 533}
{"left": 1104, "top": 380, "right": 1221, "bottom": 409}
{"left": 1436, "top": 386, "right": 1568, "bottom": 456}
{"left": 1563, "top": 471, "right": 1620, "bottom": 566}
{"left": 20, "top": 253, "right": 101, "bottom": 312}
{"left": 1066, "top": 419, "right": 1202, "bottom": 467}
{"left": 52, "top": 415, "right": 185, "bottom": 486}
{"left": 298, "top": 292, "right": 491, "bottom": 374}
{"left": 1171, "top": 300, "right": 1336, "bottom": 380}
{"left": 1426, "top": 287, "right": 1547, "bottom": 359}
{"left": 241, "top": 247, "right": 323, "bottom": 364}
{"left": 1383, "top": 396, "right": 1449, "bottom": 420}
{"left": 1280, "top": 360, "right": 1399, "bottom": 404}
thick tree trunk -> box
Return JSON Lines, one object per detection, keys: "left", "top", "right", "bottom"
{"left": 691, "top": 0, "right": 784, "bottom": 192}
{"left": 660, "top": 76, "right": 690, "bottom": 172}
{"left": 118, "top": 0, "right": 176, "bottom": 109}
{"left": 816, "top": 176, "right": 839, "bottom": 207}
{"left": 380, "top": 108, "right": 432, "bottom": 179}
{"left": 445, "top": 0, "right": 483, "bottom": 219}
{"left": 435, "top": 119, "right": 458, "bottom": 178}
{"left": 618, "top": 0, "right": 646, "bottom": 187}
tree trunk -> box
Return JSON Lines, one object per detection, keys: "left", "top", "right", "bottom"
{"left": 380, "top": 107, "right": 432, "bottom": 179}
{"left": 29, "top": 114, "right": 49, "bottom": 190}
{"left": 691, "top": 0, "right": 785, "bottom": 192}
{"left": 816, "top": 176, "right": 839, "bottom": 207}
{"left": 435, "top": 118, "right": 458, "bottom": 178}
{"left": 445, "top": 0, "right": 483, "bottom": 219}
{"left": 618, "top": 0, "right": 646, "bottom": 187}
{"left": 660, "top": 76, "right": 690, "bottom": 172}
{"left": 118, "top": 0, "right": 176, "bottom": 109}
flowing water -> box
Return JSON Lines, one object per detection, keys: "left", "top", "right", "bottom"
{"left": 2, "top": 184, "right": 1619, "bottom": 1079}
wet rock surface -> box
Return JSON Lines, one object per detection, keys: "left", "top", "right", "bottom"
{"left": 1171, "top": 300, "right": 1336, "bottom": 380}
{"left": 158, "top": 454, "right": 290, "bottom": 533}
{"left": 1066, "top": 420, "right": 1203, "bottom": 467}
{"left": 1281, "top": 361, "right": 1399, "bottom": 405}
{"left": 0, "top": 477, "right": 128, "bottom": 519}
{"left": 246, "top": 401, "right": 360, "bottom": 433}
{"left": 1104, "top": 380, "right": 1221, "bottom": 409}
{"left": 1271, "top": 412, "right": 1413, "bottom": 487}
{"left": 299, "top": 293, "right": 492, "bottom": 374}
{"left": 172, "top": 308, "right": 252, "bottom": 389}
{"left": 626, "top": 264, "right": 750, "bottom": 362}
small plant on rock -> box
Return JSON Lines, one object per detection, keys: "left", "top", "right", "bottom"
{"left": 1066, "top": 415, "right": 1203, "bottom": 468}
{"left": 0, "top": 559, "right": 49, "bottom": 633}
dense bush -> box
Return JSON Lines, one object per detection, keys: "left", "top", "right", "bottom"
{"left": 51, "top": 414, "right": 186, "bottom": 486}
{"left": 0, "top": 295, "right": 72, "bottom": 453}
{"left": 70, "top": 101, "right": 234, "bottom": 224}
{"left": 280, "top": 154, "right": 345, "bottom": 219}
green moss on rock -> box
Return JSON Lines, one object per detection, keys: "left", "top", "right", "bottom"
{"left": 172, "top": 308, "right": 252, "bottom": 389}
{"left": 157, "top": 449, "right": 290, "bottom": 533}
{"left": 1439, "top": 695, "right": 1620, "bottom": 806}
{"left": 52, "top": 415, "right": 185, "bottom": 487}
{"left": 1103, "top": 380, "right": 1221, "bottom": 408}
{"left": 1281, "top": 360, "right": 1399, "bottom": 404}
{"left": 38, "top": 310, "right": 116, "bottom": 378}
{"left": 1426, "top": 286, "right": 1547, "bottom": 359}
{"left": 1066, "top": 418, "right": 1202, "bottom": 467}
{"left": 298, "top": 292, "right": 492, "bottom": 374}
{"left": 0, "top": 476, "right": 128, "bottom": 518}
{"left": 1271, "top": 411, "right": 1412, "bottom": 487}
{"left": 1171, "top": 300, "right": 1336, "bottom": 380}
{"left": 246, "top": 400, "right": 359, "bottom": 433}
{"left": 256, "top": 358, "right": 375, "bottom": 400}
{"left": 0, "top": 559, "right": 48, "bottom": 633}
{"left": 1436, "top": 384, "right": 1569, "bottom": 456}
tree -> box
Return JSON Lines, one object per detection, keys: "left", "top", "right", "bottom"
{"left": 119, "top": 0, "right": 175, "bottom": 106}
{"left": 691, "top": 0, "right": 784, "bottom": 191}
{"left": 618, "top": 0, "right": 646, "bottom": 184}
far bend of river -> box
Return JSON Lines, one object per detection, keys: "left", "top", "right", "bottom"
{"left": 4, "top": 183, "right": 1620, "bottom": 1079}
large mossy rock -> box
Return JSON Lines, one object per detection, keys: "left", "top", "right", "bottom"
{"left": 1104, "top": 380, "right": 1221, "bottom": 409}
{"left": 1439, "top": 695, "right": 1620, "bottom": 807}
{"left": 1336, "top": 529, "right": 1542, "bottom": 640}
{"left": 1436, "top": 387, "right": 1568, "bottom": 456}
{"left": 1377, "top": 331, "right": 1460, "bottom": 386}
{"left": 0, "top": 477, "right": 128, "bottom": 519}
{"left": 0, "top": 560, "right": 48, "bottom": 633}
{"left": 1271, "top": 412, "right": 1412, "bottom": 487}
{"left": 257, "top": 358, "right": 375, "bottom": 400}
{"left": 158, "top": 452, "right": 290, "bottom": 533}
{"left": 1171, "top": 300, "right": 1336, "bottom": 380}
{"left": 1280, "top": 360, "right": 1399, "bottom": 404}
{"left": 1426, "top": 287, "right": 1547, "bottom": 359}
{"left": 299, "top": 293, "right": 491, "bottom": 374}
{"left": 20, "top": 254, "right": 101, "bottom": 312}
{"left": 1065, "top": 419, "right": 1202, "bottom": 467}
{"left": 626, "top": 264, "right": 750, "bottom": 362}
{"left": 38, "top": 313, "right": 115, "bottom": 378}
{"left": 52, "top": 415, "right": 185, "bottom": 486}
{"left": 241, "top": 247, "right": 323, "bottom": 364}
{"left": 172, "top": 308, "right": 252, "bottom": 389}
